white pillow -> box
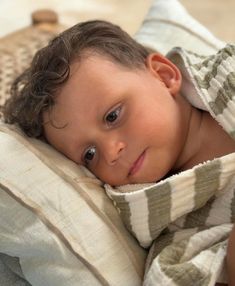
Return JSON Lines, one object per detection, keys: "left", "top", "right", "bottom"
{"left": 0, "top": 0, "right": 227, "bottom": 285}
{"left": 135, "top": 0, "right": 225, "bottom": 55}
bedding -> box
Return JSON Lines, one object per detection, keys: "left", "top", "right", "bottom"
{"left": 135, "top": 0, "right": 225, "bottom": 56}
{"left": 106, "top": 44, "right": 235, "bottom": 285}
{"left": 0, "top": 0, "right": 231, "bottom": 285}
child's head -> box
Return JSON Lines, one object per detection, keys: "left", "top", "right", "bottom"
{"left": 4, "top": 20, "right": 189, "bottom": 186}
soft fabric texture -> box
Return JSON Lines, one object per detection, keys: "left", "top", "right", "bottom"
{"left": 0, "top": 253, "right": 30, "bottom": 286}
{"left": 135, "top": 0, "right": 225, "bottom": 55}
{"left": 106, "top": 44, "right": 235, "bottom": 285}
{"left": 0, "top": 0, "right": 230, "bottom": 285}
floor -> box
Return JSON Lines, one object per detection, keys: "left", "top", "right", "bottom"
{"left": 0, "top": 0, "right": 234, "bottom": 43}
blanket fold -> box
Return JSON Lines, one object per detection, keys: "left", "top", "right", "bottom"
{"left": 105, "top": 44, "right": 235, "bottom": 285}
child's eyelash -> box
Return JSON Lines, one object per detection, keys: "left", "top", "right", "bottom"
{"left": 105, "top": 106, "right": 122, "bottom": 124}
{"left": 83, "top": 146, "right": 96, "bottom": 165}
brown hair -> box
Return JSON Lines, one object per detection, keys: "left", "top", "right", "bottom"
{"left": 3, "top": 20, "right": 149, "bottom": 138}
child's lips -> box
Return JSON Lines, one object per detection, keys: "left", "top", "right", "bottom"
{"left": 128, "top": 150, "right": 146, "bottom": 176}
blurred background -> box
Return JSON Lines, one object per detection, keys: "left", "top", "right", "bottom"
{"left": 0, "top": 0, "right": 234, "bottom": 42}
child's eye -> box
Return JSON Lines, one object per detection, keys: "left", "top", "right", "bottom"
{"left": 105, "top": 106, "right": 121, "bottom": 124}
{"left": 83, "top": 146, "right": 96, "bottom": 164}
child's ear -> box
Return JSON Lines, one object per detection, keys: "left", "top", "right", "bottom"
{"left": 145, "top": 53, "right": 182, "bottom": 96}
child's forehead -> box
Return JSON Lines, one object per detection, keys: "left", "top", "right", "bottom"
{"left": 50, "top": 54, "right": 152, "bottom": 119}
{"left": 70, "top": 50, "right": 145, "bottom": 75}
{"left": 52, "top": 50, "right": 151, "bottom": 110}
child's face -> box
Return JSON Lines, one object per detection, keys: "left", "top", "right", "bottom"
{"left": 43, "top": 52, "right": 185, "bottom": 186}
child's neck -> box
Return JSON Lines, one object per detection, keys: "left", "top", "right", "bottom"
{"left": 174, "top": 107, "right": 235, "bottom": 172}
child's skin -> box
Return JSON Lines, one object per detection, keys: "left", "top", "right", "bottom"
{"left": 43, "top": 51, "right": 235, "bottom": 186}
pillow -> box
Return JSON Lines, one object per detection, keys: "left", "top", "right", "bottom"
{"left": 0, "top": 2, "right": 227, "bottom": 286}
{"left": 0, "top": 11, "right": 146, "bottom": 286}
{"left": 134, "top": 0, "right": 225, "bottom": 55}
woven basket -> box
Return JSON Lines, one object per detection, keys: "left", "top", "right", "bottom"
{"left": 0, "top": 10, "right": 65, "bottom": 117}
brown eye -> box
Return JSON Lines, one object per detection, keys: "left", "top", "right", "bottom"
{"left": 84, "top": 146, "right": 96, "bottom": 164}
{"left": 105, "top": 107, "right": 121, "bottom": 124}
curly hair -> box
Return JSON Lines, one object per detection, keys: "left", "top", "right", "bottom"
{"left": 3, "top": 20, "right": 149, "bottom": 138}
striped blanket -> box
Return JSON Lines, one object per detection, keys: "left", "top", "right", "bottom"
{"left": 105, "top": 44, "right": 235, "bottom": 285}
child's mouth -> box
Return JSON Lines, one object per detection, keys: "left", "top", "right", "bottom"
{"left": 128, "top": 150, "right": 146, "bottom": 176}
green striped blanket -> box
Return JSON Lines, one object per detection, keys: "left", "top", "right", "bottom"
{"left": 105, "top": 44, "right": 235, "bottom": 285}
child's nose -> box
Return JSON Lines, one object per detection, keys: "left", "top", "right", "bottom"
{"left": 102, "top": 139, "right": 126, "bottom": 166}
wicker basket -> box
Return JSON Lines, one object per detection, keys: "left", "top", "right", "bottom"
{"left": 0, "top": 10, "right": 65, "bottom": 117}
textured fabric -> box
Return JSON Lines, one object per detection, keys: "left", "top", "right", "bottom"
{"left": 0, "top": 253, "right": 31, "bottom": 286}
{"left": 135, "top": 0, "right": 225, "bottom": 56}
{"left": 106, "top": 44, "right": 235, "bottom": 285}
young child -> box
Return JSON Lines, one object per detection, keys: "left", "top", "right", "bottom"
{"left": 3, "top": 20, "right": 235, "bottom": 285}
